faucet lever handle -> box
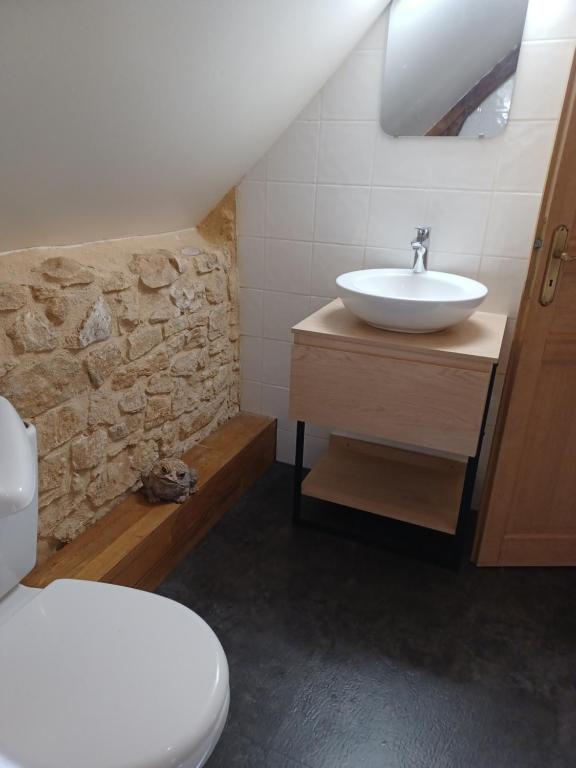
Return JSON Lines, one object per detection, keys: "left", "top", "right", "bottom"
{"left": 411, "top": 227, "right": 430, "bottom": 273}
{"left": 414, "top": 226, "right": 431, "bottom": 242}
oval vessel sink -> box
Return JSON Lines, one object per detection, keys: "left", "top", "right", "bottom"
{"left": 336, "top": 269, "right": 488, "bottom": 333}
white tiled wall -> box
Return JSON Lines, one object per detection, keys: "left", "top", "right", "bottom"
{"left": 237, "top": 0, "right": 576, "bottom": 499}
{"left": 460, "top": 78, "right": 514, "bottom": 139}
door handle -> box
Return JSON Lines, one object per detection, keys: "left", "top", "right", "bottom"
{"left": 540, "top": 225, "right": 572, "bottom": 306}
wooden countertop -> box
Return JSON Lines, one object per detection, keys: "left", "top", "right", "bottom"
{"left": 292, "top": 299, "right": 507, "bottom": 367}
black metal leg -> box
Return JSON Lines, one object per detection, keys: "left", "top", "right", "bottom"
{"left": 293, "top": 421, "right": 305, "bottom": 524}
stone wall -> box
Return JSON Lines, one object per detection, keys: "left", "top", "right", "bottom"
{"left": 0, "top": 194, "right": 239, "bottom": 563}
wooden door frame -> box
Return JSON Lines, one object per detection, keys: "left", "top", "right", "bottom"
{"left": 474, "top": 51, "right": 576, "bottom": 566}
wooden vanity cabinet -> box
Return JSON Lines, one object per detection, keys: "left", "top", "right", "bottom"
{"left": 289, "top": 300, "right": 507, "bottom": 537}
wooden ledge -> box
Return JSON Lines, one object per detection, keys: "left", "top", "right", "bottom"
{"left": 25, "top": 413, "right": 276, "bottom": 592}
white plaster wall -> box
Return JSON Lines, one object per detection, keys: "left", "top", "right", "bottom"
{"left": 237, "top": 0, "right": 576, "bottom": 498}
{"left": 0, "top": 0, "right": 389, "bottom": 252}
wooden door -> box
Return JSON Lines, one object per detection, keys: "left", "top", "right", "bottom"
{"left": 474, "top": 55, "right": 576, "bottom": 566}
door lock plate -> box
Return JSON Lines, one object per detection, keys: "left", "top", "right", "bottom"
{"left": 540, "top": 225, "right": 571, "bottom": 306}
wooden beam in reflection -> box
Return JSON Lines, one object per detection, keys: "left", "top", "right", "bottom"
{"left": 426, "top": 47, "right": 520, "bottom": 137}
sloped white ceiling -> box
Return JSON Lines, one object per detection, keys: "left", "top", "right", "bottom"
{"left": 0, "top": 0, "right": 389, "bottom": 251}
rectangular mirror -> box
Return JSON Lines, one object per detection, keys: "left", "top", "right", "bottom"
{"left": 380, "top": 0, "right": 530, "bottom": 138}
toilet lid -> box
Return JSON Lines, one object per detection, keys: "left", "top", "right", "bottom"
{"left": 0, "top": 579, "right": 229, "bottom": 768}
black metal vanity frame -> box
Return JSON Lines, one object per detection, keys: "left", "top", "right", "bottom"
{"left": 292, "top": 365, "right": 497, "bottom": 568}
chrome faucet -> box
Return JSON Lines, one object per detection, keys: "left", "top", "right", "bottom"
{"left": 411, "top": 226, "right": 430, "bottom": 273}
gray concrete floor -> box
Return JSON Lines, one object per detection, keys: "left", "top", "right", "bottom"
{"left": 157, "top": 463, "right": 576, "bottom": 768}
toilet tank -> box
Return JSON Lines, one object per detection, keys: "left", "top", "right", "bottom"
{"left": 0, "top": 396, "right": 38, "bottom": 599}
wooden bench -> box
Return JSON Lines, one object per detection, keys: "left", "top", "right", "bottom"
{"left": 24, "top": 413, "right": 276, "bottom": 591}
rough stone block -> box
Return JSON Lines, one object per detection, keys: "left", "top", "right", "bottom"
{"left": 204, "top": 270, "right": 228, "bottom": 304}
{"left": 209, "top": 338, "right": 228, "bottom": 358}
{"left": 44, "top": 297, "right": 69, "bottom": 325}
{"left": 35, "top": 399, "right": 89, "bottom": 456}
{"left": 169, "top": 282, "right": 202, "bottom": 310}
{"left": 71, "top": 428, "right": 108, "bottom": 470}
{"left": 109, "top": 288, "right": 140, "bottom": 331}
{"left": 208, "top": 307, "right": 228, "bottom": 340}
{"left": 165, "top": 330, "right": 190, "bottom": 356}
{"left": 71, "top": 472, "right": 90, "bottom": 494}
{"left": 171, "top": 349, "right": 204, "bottom": 377}
{"left": 0, "top": 356, "right": 17, "bottom": 379}
{"left": 163, "top": 315, "right": 189, "bottom": 338}
{"left": 130, "top": 250, "right": 183, "bottom": 288}
{"left": 87, "top": 453, "right": 139, "bottom": 508}
{"left": 88, "top": 391, "right": 119, "bottom": 427}
{"left": 39, "top": 450, "right": 69, "bottom": 495}
{"left": 111, "top": 350, "right": 169, "bottom": 389}
{"left": 179, "top": 398, "right": 224, "bottom": 438}
{"left": 149, "top": 303, "right": 180, "bottom": 324}
{"left": 158, "top": 421, "right": 178, "bottom": 457}
{"left": 125, "top": 412, "right": 145, "bottom": 434}
{"left": 30, "top": 285, "right": 60, "bottom": 302}
{"left": 53, "top": 505, "right": 95, "bottom": 543}
{"left": 2, "top": 352, "right": 89, "bottom": 417}
{"left": 193, "top": 253, "right": 219, "bottom": 274}
{"left": 84, "top": 340, "right": 124, "bottom": 387}
{"left": 144, "top": 394, "right": 172, "bottom": 428}
{"left": 144, "top": 420, "right": 179, "bottom": 458}
{"left": 37, "top": 493, "right": 77, "bottom": 538}
{"left": 0, "top": 284, "right": 27, "bottom": 312}
{"left": 189, "top": 309, "right": 211, "bottom": 329}
{"left": 106, "top": 427, "right": 144, "bottom": 458}
{"left": 213, "top": 364, "right": 232, "bottom": 393}
{"left": 108, "top": 423, "right": 129, "bottom": 441}
{"left": 130, "top": 439, "right": 159, "bottom": 475}
{"left": 185, "top": 326, "right": 208, "bottom": 350}
{"left": 98, "top": 270, "right": 137, "bottom": 293}
{"left": 146, "top": 373, "right": 173, "bottom": 395}
{"left": 127, "top": 326, "right": 162, "bottom": 361}
{"left": 119, "top": 385, "right": 146, "bottom": 414}
{"left": 37, "top": 256, "right": 94, "bottom": 286}
{"left": 166, "top": 325, "right": 207, "bottom": 357}
{"left": 107, "top": 411, "right": 145, "bottom": 446}
{"left": 77, "top": 297, "right": 112, "bottom": 348}
{"left": 170, "top": 253, "right": 190, "bottom": 274}
{"left": 7, "top": 311, "right": 59, "bottom": 353}
{"left": 171, "top": 378, "right": 199, "bottom": 416}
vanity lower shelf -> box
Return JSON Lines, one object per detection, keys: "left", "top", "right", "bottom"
{"left": 301, "top": 436, "right": 467, "bottom": 535}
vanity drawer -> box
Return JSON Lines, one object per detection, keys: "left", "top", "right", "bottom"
{"left": 289, "top": 344, "right": 491, "bottom": 456}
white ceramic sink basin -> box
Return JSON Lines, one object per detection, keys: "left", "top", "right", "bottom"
{"left": 336, "top": 269, "right": 488, "bottom": 333}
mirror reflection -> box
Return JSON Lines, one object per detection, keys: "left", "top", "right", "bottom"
{"left": 380, "top": 0, "right": 530, "bottom": 138}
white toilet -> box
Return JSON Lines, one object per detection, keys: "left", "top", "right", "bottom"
{"left": 0, "top": 396, "right": 230, "bottom": 768}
